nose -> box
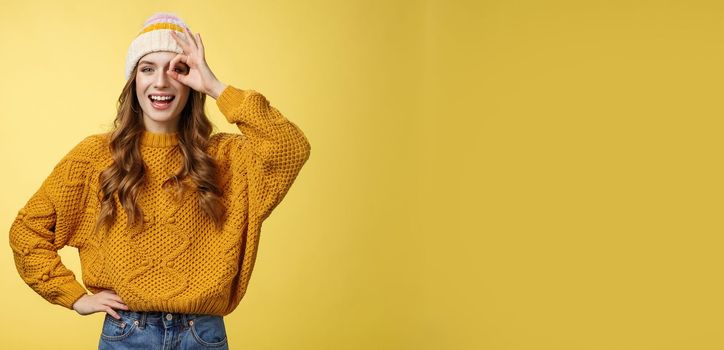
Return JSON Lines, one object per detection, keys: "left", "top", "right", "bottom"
{"left": 153, "top": 68, "right": 171, "bottom": 88}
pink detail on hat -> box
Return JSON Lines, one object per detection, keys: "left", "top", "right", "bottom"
{"left": 142, "top": 13, "right": 189, "bottom": 29}
{"left": 143, "top": 13, "right": 181, "bottom": 24}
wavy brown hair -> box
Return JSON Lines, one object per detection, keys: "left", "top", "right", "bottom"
{"left": 93, "top": 65, "right": 226, "bottom": 235}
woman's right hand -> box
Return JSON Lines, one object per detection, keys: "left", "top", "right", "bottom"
{"left": 72, "top": 289, "right": 130, "bottom": 319}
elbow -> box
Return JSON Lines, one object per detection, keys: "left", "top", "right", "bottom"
{"left": 298, "top": 134, "right": 311, "bottom": 164}
{"left": 289, "top": 129, "right": 311, "bottom": 167}
{"left": 274, "top": 123, "right": 311, "bottom": 166}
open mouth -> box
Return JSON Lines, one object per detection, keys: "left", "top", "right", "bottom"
{"left": 148, "top": 94, "right": 176, "bottom": 110}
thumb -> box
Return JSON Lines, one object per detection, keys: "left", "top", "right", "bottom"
{"left": 167, "top": 69, "right": 187, "bottom": 85}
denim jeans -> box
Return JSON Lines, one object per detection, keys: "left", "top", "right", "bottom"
{"left": 98, "top": 309, "right": 229, "bottom": 349}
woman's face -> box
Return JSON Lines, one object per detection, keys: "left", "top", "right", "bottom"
{"left": 135, "top": 51, "right": 191, "bottom": 132}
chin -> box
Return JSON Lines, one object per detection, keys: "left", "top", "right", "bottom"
{"left": 147, "top": 114, "right": 181, "bottom": 123}
{"left": 148, "top": 116, "right": 180, "bottom": 123}
{"left": 141, "top": 107, "right": 182, "bottom": 123}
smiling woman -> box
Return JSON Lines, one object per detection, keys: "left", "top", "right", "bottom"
{"left": 8, "top": 11, "right": 311, "bottom": 350}
{"left": 134, "top": 51, "right": 191, "bottom": 133}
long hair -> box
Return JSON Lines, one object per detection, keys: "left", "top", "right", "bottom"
{"left": 93, "top": 65, "right": 226, "bottom": 235}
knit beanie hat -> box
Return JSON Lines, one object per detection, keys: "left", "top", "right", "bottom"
{"left": 124, "top": 12, "right": 190, "bottom": 80}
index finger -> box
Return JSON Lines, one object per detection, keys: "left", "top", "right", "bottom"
{"left": 184, "top": 26, "right": 199, "bottom": 49}
{"left": 168, "top": 53, "right": 189, "bottom": 72}
{"left": 106, "top": 308, "right": 121, "bottom": 320}
{"left": 171, "top": 30, "right": 193, "bottom": 53}
{"left": 108, "top": 293, "right": 127, "bottom": 304}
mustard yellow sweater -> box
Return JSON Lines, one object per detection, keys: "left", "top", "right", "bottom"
{"left": 8, "top": 85, "right": 311, "bottom": 316}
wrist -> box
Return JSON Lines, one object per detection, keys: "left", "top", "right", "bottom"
{"left": 208, "top": 80, "right": 227, "bottom": 100}
{"left": 72, "top": 294, "right": 86, "bottom": 310}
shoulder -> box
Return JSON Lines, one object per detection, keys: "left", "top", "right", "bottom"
{"left": 64, "top": 132, "right": 110, "bottom": 161}
{"left": 44, "top": 134, "right": 107, "bottom": 189}
{"left": 51, "top": 132, "right": 111, "bottom": 182}
{"left": 208, "top": 132, "right": 246, "bottom": 157}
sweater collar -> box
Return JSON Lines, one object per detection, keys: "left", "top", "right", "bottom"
{"left": 141, "top": 130, "right": 179, "bottom": 148}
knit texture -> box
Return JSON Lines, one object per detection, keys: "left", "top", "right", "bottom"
{"left": 8, "top": 85, "right": 311, "bottom": 316}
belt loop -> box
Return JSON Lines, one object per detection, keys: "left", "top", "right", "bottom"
{"left": 181, "top": 313, "right": 189, "bottom": 328}
{"left": 139, "top": 312, "right": 147, "bottom": 329}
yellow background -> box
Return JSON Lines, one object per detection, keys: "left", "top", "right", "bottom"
{"left": 1, "top": 0, "right": 723, "bottom": 349}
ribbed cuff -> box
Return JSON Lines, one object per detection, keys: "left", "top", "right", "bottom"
{"left": 215, "top": 85, "right": 255, "bottom": 123}
{"left": 54, "top": 279, "right": 89, "bottom": 310}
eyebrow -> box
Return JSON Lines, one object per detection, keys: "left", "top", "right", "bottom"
{"left": 138, "top": 60, "right": 163, "bottom": 66}
{"left": 138, "top": 60, "right": 187, "bottom": 67}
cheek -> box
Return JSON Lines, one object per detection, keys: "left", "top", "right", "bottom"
{"left": 178, "top": 93, "right": 190, "bottom": 106}
{"left": 135, "top": 85, "right": 146, "bottom": 101}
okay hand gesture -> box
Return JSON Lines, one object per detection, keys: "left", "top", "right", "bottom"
{"left": 168, "top": 27, "right": 227, "bottom": 99}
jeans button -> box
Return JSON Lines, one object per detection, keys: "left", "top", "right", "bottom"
{"left": 166, "top": 313, "right": 173, "bottom": 321}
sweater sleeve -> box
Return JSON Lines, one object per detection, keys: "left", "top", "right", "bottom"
{"left": 215, "top": 85, "right": 311, "bottom": 222}
{"left": 8, "top": 136, "right": 97, "bottom": 310}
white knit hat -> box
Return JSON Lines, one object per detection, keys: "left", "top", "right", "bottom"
{"left": 124, "top": 12, "right": 190, "bottom": 80}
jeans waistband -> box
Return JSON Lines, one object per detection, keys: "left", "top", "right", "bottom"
{"left": 116, "top": 309, "right": 214, "bottom": 329}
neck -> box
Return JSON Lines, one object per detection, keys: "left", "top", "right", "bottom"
{"left": 142, "top": 113, "right": 180, "bottom": 133}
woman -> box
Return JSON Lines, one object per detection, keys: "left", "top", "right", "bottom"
{"left": 8, "top": 12, "right": 311, "bottom": 349}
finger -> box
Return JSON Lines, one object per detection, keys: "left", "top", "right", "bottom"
{"left": 185, "top": 27, "right": 198, "bottom": 49}
{"left": 167, "top": 70, "right": 178, "bottom": 82}
{"left": 170, "top": 54, "right": 188, "bottom": 73}
{"left": 196, "top": 33, "right": 204, "bottom": 54}
{"left": 171, "top": 30, "right": 189, "bottom": 52}
{"left": 106, "top": 307, "right": 121, "bottom": 320}
{"left": 167, "top": 54, "right": 188, "bottom": 82}
{"left": 102, "top": 295, "right": 125, "bottom": 306}
{"left": 166, "top": 69, "right": 181, "bottom": 83}
{"left": 108, "top": 294, "right": 127, "bottom": 305}
{"left": 171, "top": 30, "right": 192, "bottom": 53}
{"left": 111, "top": 301, "right": 130, "bottom": 310}
{"left": 169, "top": 53, "right": 188, "bottom": 67}
{"left": 167, "top": 68, "right": 187, "bottom": 85}
{"left": 103, "top": 294, "right": 126, "bottom": 305}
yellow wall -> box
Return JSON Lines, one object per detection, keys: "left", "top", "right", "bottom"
{"left": 2, "top": 0, "right": 724, "bottom": 349}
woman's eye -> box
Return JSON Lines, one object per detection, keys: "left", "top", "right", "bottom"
{"left": 141, "top": 67, "right": 152, "bottom": 73}
{"left": 174, "top": 67, "right": 187, "bottom": 73}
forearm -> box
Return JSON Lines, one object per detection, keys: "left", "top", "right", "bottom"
{"left": 214, "top": 85, "right": 311, "bottom": 219}
{"left": 216, "top": 85, "right": 311, "bottom": 159}
{"left": 9, "top": 194, "right": 89, "bottom": 310}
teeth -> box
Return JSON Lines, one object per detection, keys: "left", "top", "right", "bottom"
{"left": 150, "top": 95, "right": 174, "bottom": 101}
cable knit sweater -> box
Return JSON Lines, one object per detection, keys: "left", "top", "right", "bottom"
{"left": 8, "top": 85, "right": 311, "bottom": 316}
